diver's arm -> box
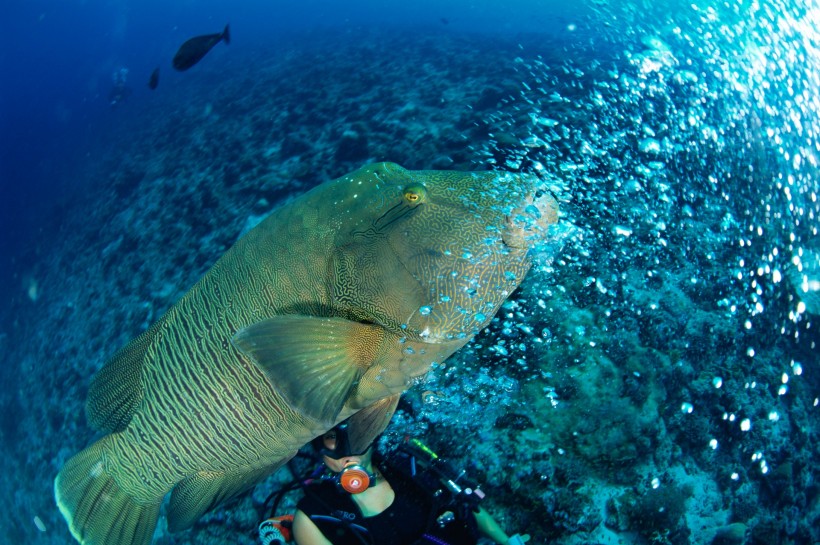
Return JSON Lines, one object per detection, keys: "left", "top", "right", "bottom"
{"left": 474, "top": 506, "right": 511, "bottom": 544}
{"left": 292, "top": 509, "right": 333, "bottom": 545}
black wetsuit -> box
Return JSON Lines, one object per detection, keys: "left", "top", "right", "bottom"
{"left": 296, "top": 462, "right": 479, "bottom": 545}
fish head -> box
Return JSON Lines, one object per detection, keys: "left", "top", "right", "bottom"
{"left": 330, "top": 162, "right": 559, "bottom": 344}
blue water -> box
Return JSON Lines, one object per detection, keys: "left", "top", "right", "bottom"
{"left": 1, "top": 0, "right": 818, "bottom": 544}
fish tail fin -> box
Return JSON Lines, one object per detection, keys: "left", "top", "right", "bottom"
{"left": 222, "top": 24, "right": 230, "bottom": 45}
{"left": 54, "top": 436, "right": 160, "bottom": 545}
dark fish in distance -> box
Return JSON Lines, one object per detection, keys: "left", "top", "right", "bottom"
{"left": 172, "top": 24, "right": 230, "bottom": 71}
{"left": 148, "top": 67, "right": 159, "bottom": 90}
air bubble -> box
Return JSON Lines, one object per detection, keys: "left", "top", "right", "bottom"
{"left": 638, "top": 138, "right": 661, "bottom": 154}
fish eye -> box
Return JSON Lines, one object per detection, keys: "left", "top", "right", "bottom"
{"left": 403, "top": 184, "right": 427, "bottom": 206}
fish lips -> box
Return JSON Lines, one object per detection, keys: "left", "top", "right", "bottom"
{"left": 501, "top": 185, "right": 560, "bottom": 249}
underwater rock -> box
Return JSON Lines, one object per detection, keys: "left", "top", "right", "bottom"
{"left": 474, "top": 86, "right": 506, "bottom": 110}
{"left": 542, "top": 487, "right": 602, "bottom": 535}
{"left": 494, "top": 412, "right": 533, "bottom": 430}
{"left": 712, "top": 522, "right": 748, "bottom": 545}
{"left": 335, "top": 129, "right": 369, "bottom": 162}
{"left": 730, "top": 486, "right": 760, "bottom": 523}
{"left": 760, "top": 460, "right": 796, "bottom": 507}
{"left": 606, "top": 482, "right": 694, "bottom": 544}
{"left": 748, "top": 517, "right": 781, "bottom": 545}
{"left": 280, "top": 134, "right": 311, "bottom": 158}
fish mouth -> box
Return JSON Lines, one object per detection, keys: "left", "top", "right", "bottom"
{"left": 502, "top": 186, "right": 560, "bottom": 249}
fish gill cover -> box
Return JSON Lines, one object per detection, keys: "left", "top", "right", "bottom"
{"left": 0, "top": 0, "right": 817, "bottom": 544}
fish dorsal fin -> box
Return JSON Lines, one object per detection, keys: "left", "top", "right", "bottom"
{"left": 232, "top": 315, "right": 385, "bottom": 426}
{"left": 85, "top": 316, "right": 166, "bottom": 433}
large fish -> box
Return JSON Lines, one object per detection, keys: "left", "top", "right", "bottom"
{"left": 54, "top": 162, "right": 558, "bottom": 545}
{"left": 172, "top": 24, "right": 230, "bottom": 71}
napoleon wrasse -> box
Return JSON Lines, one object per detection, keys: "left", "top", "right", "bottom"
{"left": 54, "top": 162, "right": 559, "bottom": 545}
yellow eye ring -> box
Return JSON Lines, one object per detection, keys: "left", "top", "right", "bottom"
{"left": 403, "top": 184, "right": 427, "bottom": 206}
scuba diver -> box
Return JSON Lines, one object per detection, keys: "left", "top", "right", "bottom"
{"left": 108, "top": 67, "right": 131, "bottom": 106}
{"left": 258, "top": 422, "right": 530, "bottom": 545}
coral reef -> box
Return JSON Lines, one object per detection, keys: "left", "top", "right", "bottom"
{"left": 1, "top": 9, "right": 818, "bottom": 545}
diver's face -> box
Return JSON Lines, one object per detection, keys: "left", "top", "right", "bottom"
{"left": 321, "top": 430, "right": 373, "bottom": 472}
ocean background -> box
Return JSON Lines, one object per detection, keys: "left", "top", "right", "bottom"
{"left": 1, "top": 0, "right": 818, "bottom": 544}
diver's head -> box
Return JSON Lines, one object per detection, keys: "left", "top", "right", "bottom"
{"left": 315, "top": 423, "right": 377, "bottom": 494}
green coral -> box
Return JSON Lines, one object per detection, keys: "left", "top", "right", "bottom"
{"left": 524, "top": 348, "right": 665, "bottom": 479}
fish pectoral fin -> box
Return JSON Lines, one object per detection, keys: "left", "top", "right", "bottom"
{"left": 232, "top": 315, "right": 386, "bottom": 425}
{"left": 168, "top": 455, "right": 294, "bottom": 533}
{"left": 345, "top": 394, "right": 401, "bottom": 453}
